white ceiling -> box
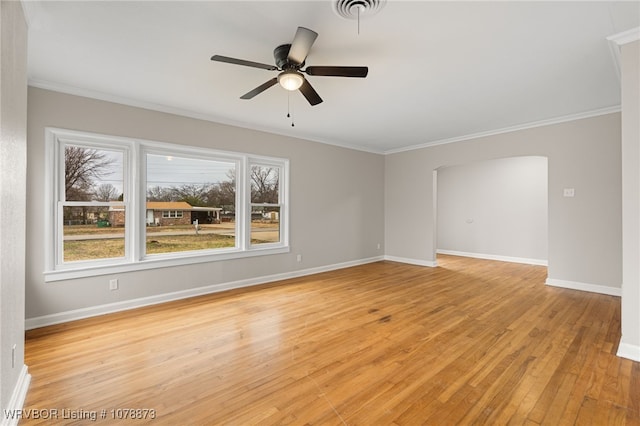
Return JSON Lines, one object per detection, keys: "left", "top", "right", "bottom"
{"left": 23, "top": 1, "right": 640, "bottom": 153}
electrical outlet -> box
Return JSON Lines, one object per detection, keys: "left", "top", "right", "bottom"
{"left": 377, "top": 243, "right": 381, "bottom": 250}
{"left": 296, "top": 254, "right": 302, "bottom": 262}
{"left": 109, "top": 279, "right": 118, "bottom": 290}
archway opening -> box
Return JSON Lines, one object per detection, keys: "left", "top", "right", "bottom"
{"left": 434, "top": 156, "right": 548, "bottom": 266}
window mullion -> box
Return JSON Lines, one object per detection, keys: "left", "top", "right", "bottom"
{"left": 133, "top": 143, "right": 144, "bottom": 262}
{"left": 240, "top": 157, "right": 250, "bottom": 251}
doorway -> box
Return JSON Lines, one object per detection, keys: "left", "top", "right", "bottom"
{"left": 434, "top": 156, "right": 548, "bottom": 266}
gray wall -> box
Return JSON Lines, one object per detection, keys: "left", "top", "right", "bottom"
{"left": 26, "top": 88, "right": 385, "bottom": 320}
{"left": 386, "top": 112, "right": 622, "bottom": 289}
{"left": 620, "top": 39, "right": 640, "bottom": 359}
{"left": 437, "top": 156, "right": 548, "bottom": 263}
{"left": 0, "top": 0, "right": 28, "bottom": 412}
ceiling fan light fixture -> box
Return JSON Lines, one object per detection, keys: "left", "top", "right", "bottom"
{"left": 278, "top": 70, "right": 304, "bottom": 91}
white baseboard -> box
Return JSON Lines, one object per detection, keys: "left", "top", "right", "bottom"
{"left": 384, "top": 255, "right": 437, "bottom": 267}
{"left": 1, "top": 365, "right": 31, "bottom": 426}
{"left": 545, "top": 278, "right": 622, "bottom": 297}
{"left": 436, "top": 249, "right": 548, "bottom": 266}
{"left": 25, "top": 256, "right": 384, "bottom": 330}
{"left": 617, "top": 341, "right": 640, "bottom": 362}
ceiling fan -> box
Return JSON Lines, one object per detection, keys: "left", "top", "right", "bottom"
{"left": 211, "top": 27, "right": 368, "bottom": 106}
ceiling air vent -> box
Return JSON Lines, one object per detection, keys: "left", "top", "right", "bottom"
{"left": 333, "top": 0, "right": 386, "bottom": 21}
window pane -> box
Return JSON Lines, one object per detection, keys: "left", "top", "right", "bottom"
{"left": 145, "top": 154, "right": 237, "bottom": 255}
{"left": 251, "top": 205, "right": 280, "bottom": 244}
{"left": 65, "top": 145, "right": 124, "bottom": 201}
{"left": 62, "top": 205, "right": 125, "bottom": 262}
{"left": 250, "top": 165, "right": 280, "bottom": 203}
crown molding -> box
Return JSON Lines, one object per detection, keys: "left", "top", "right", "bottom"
{"left": 27, "top": 79, "right": 385, "bottom": 155}
{"left": 606, "top": 27, "right": 640, "bottom": 86}
{"left": 607, "top": 27, "right": 640, "bottom": 46}
{"left": 383, "top": 105, "right": 622, "bottom": 155}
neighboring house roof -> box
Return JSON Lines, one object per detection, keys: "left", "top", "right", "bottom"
{"left": 147, "top": 201, "right": 192, "bottom": 211}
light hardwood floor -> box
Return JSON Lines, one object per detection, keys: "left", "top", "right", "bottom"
{"left": 22, "top": 256, "right": 639, "bottom": 425}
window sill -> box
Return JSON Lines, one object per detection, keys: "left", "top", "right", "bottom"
{"left": 44, "top": 246, "right": 290, "bottom": 282}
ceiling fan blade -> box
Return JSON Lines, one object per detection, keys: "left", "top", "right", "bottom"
{"left": 211, "top": 55, "right": 277, "bottom": 71}
{"left": 305, "top": 66, "right": 368, "bottom": 78}
{"left": 240, "top": 78, "right": 278, "bottom": 99}
{"left": 298, "top": 78, "right": 323, "bottom": 106}
{"left": 287, "top": 27, "right": 318, "bottom": 65}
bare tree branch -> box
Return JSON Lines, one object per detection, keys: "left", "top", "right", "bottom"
{"left": 65, "top": 146, "right": 116, "bottom": 201}
{"left": 251, "top": 166, "right": 279, "bottom": 204}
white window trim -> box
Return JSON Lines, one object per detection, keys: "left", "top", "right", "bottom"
{"left": 44, "top": 128, "right": 290, "bottom": 282}
{"left": 248, "top": 158, "right": 288, "bottom": 249}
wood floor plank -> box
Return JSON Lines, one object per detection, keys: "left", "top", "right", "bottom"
{"left": 21, "top": 256, "right": 639, "bottom": 425}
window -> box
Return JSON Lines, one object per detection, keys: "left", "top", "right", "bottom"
{"left": 60, "top": 144, "right": 127, "bottom": 264}
{"left": 145, "top": 153, "right": 237, "bottom": 256}
{"left": 250, "top": 164, "right": 282, "bottom": 246}
{"left": 45, "top": 128, "right": 289, "bottom": 281}
{"left": 161, "top": 211, "right": 184, "bottom": 218}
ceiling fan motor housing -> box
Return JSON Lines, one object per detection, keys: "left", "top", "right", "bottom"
{"left": 274, "top": 44, "right": 304, "bottom": 70}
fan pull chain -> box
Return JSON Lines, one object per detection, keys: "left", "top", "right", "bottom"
{"left": 287, "top": 92, "right": 295, "bottom": 127}
{"left": 291, "top": 94, "right": 295, "bottom": 127}
{"left": 357, "top": 5, "right": 361, "bottom": 35}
